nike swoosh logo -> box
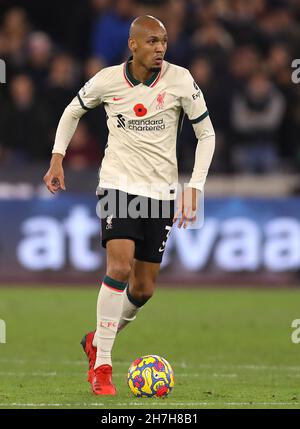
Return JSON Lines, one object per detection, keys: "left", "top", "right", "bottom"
{"left": 113, "top": 97, "right": 124, "bottom": 101}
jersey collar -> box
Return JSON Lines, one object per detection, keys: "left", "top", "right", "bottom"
{"left": 124, "top": 56, "right": 162, "bottom": 88}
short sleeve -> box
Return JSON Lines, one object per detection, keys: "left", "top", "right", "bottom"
{"left": 77, "top": 69, "right": 107, "bottom": 111}
{"left": 180, "top": 71, "right": 209, "bottom": 124}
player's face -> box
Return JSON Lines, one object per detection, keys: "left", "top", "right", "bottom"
{"left": 133, "top": 27, "right": 168, "bottom": 72}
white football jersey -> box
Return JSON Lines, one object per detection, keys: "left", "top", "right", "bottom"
{"left": 70, "top": 57, "right": 209, "bottom": 200}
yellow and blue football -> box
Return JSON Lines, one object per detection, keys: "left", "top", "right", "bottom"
{"left": 127, "top": 355, "right": 175, "bottom": 398}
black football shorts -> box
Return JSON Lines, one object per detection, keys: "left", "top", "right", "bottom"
{"left": 97, "top": 189, "right": 175, "bottom": 263}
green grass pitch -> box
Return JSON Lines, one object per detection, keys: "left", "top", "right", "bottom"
{"left": 0, "top": 286, "right": 300, "bottom": 409}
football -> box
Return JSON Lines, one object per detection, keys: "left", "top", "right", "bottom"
{"left": 127, "top": 354, "right": 175, "bottom": 398}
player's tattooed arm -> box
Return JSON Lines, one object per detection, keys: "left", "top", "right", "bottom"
{"left": 43, "top": 153, "right": 66, "bottom": 194}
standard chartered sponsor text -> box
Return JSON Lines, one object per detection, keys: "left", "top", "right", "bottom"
{"left": 128, "top": 118, "right": 165, "bottom": 131}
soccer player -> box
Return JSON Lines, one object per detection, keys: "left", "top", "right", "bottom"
{"left": 44, "top": 15, "right": 215, "bottom": 395}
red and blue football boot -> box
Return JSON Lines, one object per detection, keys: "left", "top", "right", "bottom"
{"left": 91, "top": 364, "right": 117, "bottom": 395}
{"left": 80, "top": 331, "right": 96, "bottom": 383}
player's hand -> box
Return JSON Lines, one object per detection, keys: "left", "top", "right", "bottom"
{"left": 43, "top": 153, "right": 66, "bottom": 194}
{"left": 173, "top": 187, "right": 199, "bottom": 229}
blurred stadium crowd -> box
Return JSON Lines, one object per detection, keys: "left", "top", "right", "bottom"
{"left": 0, "top": 0, "right": 300, "bottom": 175}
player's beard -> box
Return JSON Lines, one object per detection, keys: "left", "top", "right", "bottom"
{"left": 150, "top": 66, "right": 162, "bottom": 72}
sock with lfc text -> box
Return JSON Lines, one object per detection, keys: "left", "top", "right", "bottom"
{"left": 93, "top": 275, "right": 127, "bottom": 369}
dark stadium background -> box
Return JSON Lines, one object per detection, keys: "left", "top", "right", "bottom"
{"left": 0, "top": 0, "right": 300, "bottom": 285}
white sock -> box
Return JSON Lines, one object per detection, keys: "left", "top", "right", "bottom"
{"left": 93, "top": 276, "right": 127, "bottom": 369}
{"left": 117, "top": 286, "right": 143, "bottom": 333}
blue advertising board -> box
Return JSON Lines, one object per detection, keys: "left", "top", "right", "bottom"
{"left": 0, "top": 196, "right": 299, "bottom": 285}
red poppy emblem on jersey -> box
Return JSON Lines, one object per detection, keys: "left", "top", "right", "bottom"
{"left": 134, "top": 103, "right": 147, "bottom": 117}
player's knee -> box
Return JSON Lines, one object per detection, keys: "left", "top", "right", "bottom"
{"left": 107, "top": 263, "right": 132, "bottom": 283}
